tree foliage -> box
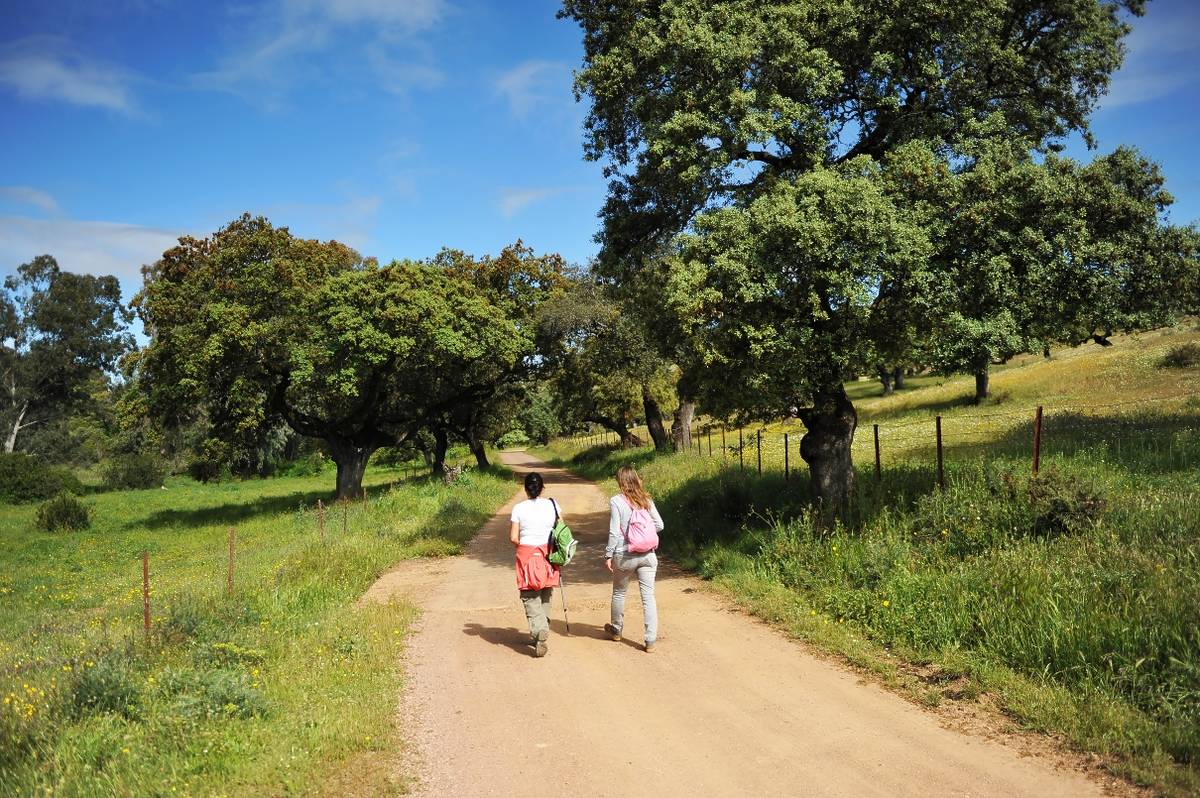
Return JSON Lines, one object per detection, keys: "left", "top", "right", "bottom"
{"left": 134, "top": 215, "right": 535, "bottom": 497}
{"left": 1, "top": 255, "right": 133, "bottom": 455}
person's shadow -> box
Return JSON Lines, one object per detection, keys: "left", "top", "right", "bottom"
{"left": 463, "top": 621, "right": 633, "bottom": 657}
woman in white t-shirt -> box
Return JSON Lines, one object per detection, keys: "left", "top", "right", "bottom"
{"left": 509, "top": 472, "right": 561, "bottom": 657}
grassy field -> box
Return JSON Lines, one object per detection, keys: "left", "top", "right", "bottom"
{"left": 535, "top": 324, "right": 1200, "bottom": 795}
{"left": 0, "top": 463, "right": 515, "bottom": 797}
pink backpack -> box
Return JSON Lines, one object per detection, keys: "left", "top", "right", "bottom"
{"left": 621, "top": 495, "right": 659, "bottom": 553}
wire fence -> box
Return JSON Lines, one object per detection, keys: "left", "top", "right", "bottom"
{"left": 567, "top": 394, "right": 1200, "bottom": 481}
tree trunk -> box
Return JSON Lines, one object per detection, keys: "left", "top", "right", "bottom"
{"left": 467, "top": 426, "right": 489, "bottom": 468}
{"left": 671, "top": 400, "right": 695, "bottom": 452}
{"left": 974, "top": 367, "right": 990, "bottom": 404}
{"left": 878, "top": 366, "right": 894, "bottom": 396}
{"left": 5, "top": 401, "right": 27, "bottom": 453}
{"left": 893, "top": 367, "right": 904, "bottom": 389}
{"left": 642, "top": 387, "right": 670, "bottom": 450}
{"left": 797, "top": 384, "right": 857, "bottom": 522}
{"left": 328, "top": 438, "right": 373, "bottom": 499}
{"left": 431, "top": 427, "right": 449, "bottom": 477}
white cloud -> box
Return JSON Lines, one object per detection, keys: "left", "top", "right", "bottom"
{"left": 494, "top": 60, "right": 572, "bottom": 119}
{"left": 1102, "top": 6, "right": 1200, "bottom": 110}
{"left": 0, "top": 36, "right": 140, "bottom": 114}
{"left": 0, "top": 186, "right": 60, "bottom": 215}
{"left": 0, "top": 215, "right": 182, "bottom": 282}
{"left": 197, "top": 0, "right": 447, "bottom": 104}
{"left": 499, "top": 187, "right": 575, "bottom": 218}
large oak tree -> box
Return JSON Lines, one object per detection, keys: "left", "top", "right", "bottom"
{"left": 561, "top": 0, "right": 1148, "bottom": 512}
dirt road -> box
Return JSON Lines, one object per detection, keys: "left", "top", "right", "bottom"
{"left": 362, "top": 451, "right": 1112, "bottom": 797}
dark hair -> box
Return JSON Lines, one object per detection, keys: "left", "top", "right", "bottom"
{"left": 524, "top": 472, "right": 544, "bottom": 498}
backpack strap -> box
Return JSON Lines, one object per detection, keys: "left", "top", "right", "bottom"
{"left": 547, "top": 498, "right": 560, "bottom": 549}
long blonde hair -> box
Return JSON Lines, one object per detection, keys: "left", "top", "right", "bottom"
{"left": 617, "top": 465, "right": 652, "bottom": 510}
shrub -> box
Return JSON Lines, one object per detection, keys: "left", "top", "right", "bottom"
{"left": 36, "top": 492, "right": 91, "bottom": 532}
{"left": 188, "top": 456, "right": 231, "bottom": 483}
{"left": 996, "top": 469, "right": 1106, "bottom": 537}
{"left": 1161, "top": 342, "right": 1200, "bottom": 368}
{"left": 102, "top": 452, "right": 166, "bottom": 490}
{"left": 69, "top": 655, "right": 140, "bottom": 719}
{"left": 0, "top": 452, "right": 82, "bottom": 503}
{"left": 496, "top": 429, "right": 530, "bottom": 449}
{"left": 279, "top": 451, "right": 326, "bottom": 477}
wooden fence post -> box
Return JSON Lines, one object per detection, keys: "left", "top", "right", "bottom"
{"left": 873, "top": 424, "right": 881, "bottom": 482}
{"left": 1032, "top": 405, "right": 1044, "bottom": 477}
{"left": 317, "top": 499, "right": 326, "bottom": 543}
{"left": 226, "top": 527, "right": 236, "bottom": 595}
{"left": 739, "top": 428, "right": 744, "bottom": 470}
{"left": 784, "top": 433, "right": 789, "bottom": 480}
{"left": 141, "top": 551, "right": 150, "bottom": 638}
{"left": 936, "top": 416, "right": 945, "bottom": 490}
{"left": 342, "top": 500, "right": 348, "bottom": 536}
{"left": 756, "top": 429, "right": 762, "bottom": 475}
{"left": 708, "top": 430, "right": 712, "bottom": 457}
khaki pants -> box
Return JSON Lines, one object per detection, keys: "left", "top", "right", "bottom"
{"left": 520, "top": 588, "right": 553, "bottom": 641}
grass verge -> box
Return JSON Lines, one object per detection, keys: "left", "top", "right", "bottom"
{"left": 0, "top": 465, "right": 514, "bottom": 797}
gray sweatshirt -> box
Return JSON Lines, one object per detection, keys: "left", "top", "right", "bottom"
{"left": 606, "top": 494, "right": 665, "bottom": 558}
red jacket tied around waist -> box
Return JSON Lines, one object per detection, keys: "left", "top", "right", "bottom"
{"left": 515, "top": 544, "right": 560, "bottom": 591}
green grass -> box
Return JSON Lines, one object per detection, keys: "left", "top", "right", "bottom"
{"left": 534, "top": 323, "right": 1200, "bottom": 795}
{"left": 0, "top": 464, "right": 514, "bottom": 797}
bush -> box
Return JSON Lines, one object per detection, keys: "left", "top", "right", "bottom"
{"left": 69, "top": 655, "right": 140, "bottom": 719}
{"left": 996, "top": 469, "right": 1106, "bottom": 537}
{"left": 279, "top": 451, "right": 326, "bottom": 477}
{"left": 1161, "top": 342, "right": 1200, "bottom": 368}
{"left": 496, "top": 429, "right": 530, "bottom": 449}
{"left": 35, "top": 492, "right": 91, "bottom": 532}
{"left": 0, "top": 452, "right": 82, "bottom": 503}
{"left": 102, "top": 452, "right": 166, "bottom": 490}
{"left": 188, "top": 457, "right": 230, "bottom": 483}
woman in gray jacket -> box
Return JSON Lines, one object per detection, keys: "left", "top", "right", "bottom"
{"left": 604, "top": 465, "right": 665, "bottom": 652}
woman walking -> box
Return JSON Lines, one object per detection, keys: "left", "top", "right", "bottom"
{"left": 604, "top": 465, "right": 665, "bottom": 652}
{"left": 509, "top": 472, "right": 561, "bottom": 657}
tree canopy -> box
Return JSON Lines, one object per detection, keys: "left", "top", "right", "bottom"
{"left": 561, "top": 0, "right": 1159, "bottom": 513}
{"left": 2, "top": 255, "right": 133, "bottom": 454}
{"left": 134, "top": 215, "right": 540, "bottom": 497}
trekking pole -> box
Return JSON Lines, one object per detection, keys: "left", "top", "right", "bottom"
{"left": 558, "top": 572, "right": 571, "bottom": 635}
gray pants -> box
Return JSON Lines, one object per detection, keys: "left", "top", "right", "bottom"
{"left": 520, "top": 588, "right": 553, "bottom": 641}
{"left": 611, "top": 551, "right": 658, "bottom": 645}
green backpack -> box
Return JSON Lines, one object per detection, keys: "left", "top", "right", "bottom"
{"left": 546, "top": 498, "right": 577, "bottom": 566}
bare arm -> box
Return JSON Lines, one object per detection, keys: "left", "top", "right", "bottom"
{"left": 509, "top": 520, "right": 520, "bottom": 547}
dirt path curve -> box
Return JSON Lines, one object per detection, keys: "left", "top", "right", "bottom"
{"left": 362, "top": 451, "right": 1111, "bottom": 797}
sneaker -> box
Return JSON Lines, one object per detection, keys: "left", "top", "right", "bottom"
{"left": 644, "top": 642, "right": 656, "bottom": 653}
{"left": 534, "top": 629, "right": 548, "bottom": 658}
{"left": 604, "top": 623, "right": 621, "bottom": 642}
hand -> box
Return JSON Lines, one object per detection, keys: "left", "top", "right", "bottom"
{"left": 605, "top": 557, "right": 613, "bottom": 573}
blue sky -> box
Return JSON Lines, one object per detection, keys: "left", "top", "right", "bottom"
{"left": 1, "top": 0, "right": 1198, "bottom": 305}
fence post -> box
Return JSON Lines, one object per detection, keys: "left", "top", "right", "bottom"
{"left": 784, "top": 433, "right": 790, "bottom": 481}
{"left": 739, "top": 428, "right": 744, "bottom": 470}
{"left": 697, "top": 431, "right": 702, "bottom": 456}
{"left": 141, "top": 550, "right": 150, "bottom": 638}
{"left": 756, "top": 429, "right": 762, "bottom": 475}
{"left": 708, "top": 430, "right": 712, "bottom": 457}
{"left": 936, "top": 416, "right": 945, "bottom": 490}
{"left": 226, "top": 527, "right": 236, "bottom": 595}
{"left": 722, "top": 426, "right": 727, "bottom": 461}
{"left": 873, "top": 424, "right": 881, "bottom": 482}
{"left": 317, "top": 499, "right": 326, "bottom": 543}
{"left": 363, "top": 485, "right": 368, "bottom": 509}
{"left": 1032, "top": 405, "right": 1044, "bottom": 476}
{"left": 342, "top": 500, "right": 348, "bottom": 536}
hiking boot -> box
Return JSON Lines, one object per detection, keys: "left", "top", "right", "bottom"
{"left": 604, "top": 623, "right": 621, "bottom": 642}
{"left": 644, "top": 641, "right": 656, "bottom": 653}
{"left": 534, "top": 629, "right": 549, "bottom": 658}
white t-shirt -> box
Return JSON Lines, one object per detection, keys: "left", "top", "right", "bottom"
{"left": 510, "top": 497, "right": 558, "bottom": 547}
